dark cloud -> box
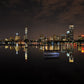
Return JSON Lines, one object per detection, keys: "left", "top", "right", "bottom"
{"left": 34, "top": 0, "right": 70, "bottom": 17}
{"left": 0, "top": 0, "right": 84, "bottom": 39}
{"left": 0, "top": 0, "right": 84, "bottom": 24}
{"left": 31, "top": 0, "right": 84, "bottom": 25}
{"left": 57, "top": 0, "right": 84, "bottom": 24}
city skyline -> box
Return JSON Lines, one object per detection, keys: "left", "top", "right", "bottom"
{"left": 0, "top": 24, "right": 82, "bottom": 41}
{"left": 0, "top": 0, "right": 84, "bottom": 40}
{"left": 0, "top": 24, "right": 83, "bottom": 41}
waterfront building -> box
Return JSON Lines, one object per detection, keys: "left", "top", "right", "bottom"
{"left": 9, "top": 37, "right": 14, "bottom": 41}
{"left": 25, "top": 26, "right": 28, "bottom": 40}
{"left": 53, "top": 34, "right": 56, "bottom": 41}
{"left": 44, "top": 37, "right": 48, "bottom": 42}
{"left": 60, "top": 34, "right": 66, "bottom": 41}
{"left": 66, "top": 25, "right": 74, "bottom": 41}
{"left": 53, "top": 35, "right": 60, "bottom": 41}
{"left": 49, "top": 36, "right": 53, "bottom": 41}
{"left": 39, "top": 34, "right": 45, "bottom": 42}
{"left": 56, "top": 36, "right": 60, "bottom": 41}
{"left": 15, "top": 33, "right": 20, "bottom": 41}
{"left": 78, "top": 35, "right": 84, "bottom": 40}
{"left": 5, "top": 38, "right": 9, "bottom": 41}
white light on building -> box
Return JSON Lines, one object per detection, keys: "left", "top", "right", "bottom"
{"left": 16, "top": 33, "right": 19, "bottom": 36}
{"left": 67, "top": 31, "right": 70, "bottom": 34}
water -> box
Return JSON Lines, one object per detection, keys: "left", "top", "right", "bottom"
{"left": 0, "top": 43, "right": 84, "bottom": 81}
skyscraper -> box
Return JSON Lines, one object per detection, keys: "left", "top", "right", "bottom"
{"left": 66, "top": 25, "right": 74, "bottom": 41}
{"left": 24, "top": 26, "right": 28, "bottom": 47}
{"left": 25, "top": 26, "right": 28, "bottom": 40}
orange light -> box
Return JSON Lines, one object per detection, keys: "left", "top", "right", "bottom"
{"left": 81, "top": 50, "right": 84, "bottom": 53}
{"left": 81, "top": 47, "right": 84, "bottom": 53}
{"left": 69, "top": 59, "right": 74, "bottom": 63}
{"left": 81, "top": 44, "right": 84, "bottom": 46}
{"left": 81, "top": 35, "right": 84, "bottom": 37}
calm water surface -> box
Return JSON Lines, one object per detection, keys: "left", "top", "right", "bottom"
{"left": 0, "top": 43, "right": 84, "bottom": 80}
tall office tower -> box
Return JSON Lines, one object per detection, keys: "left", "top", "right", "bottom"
{"left": 25, "top": 26, "right": 28, "bottom": 40}
{"left": 25, "top": 26, "right": 28, "bottom": 47}
{"left": 66, "top": 25, "right": 74, "bottom": 41}
{"left": 69, "top": 25, "right": 74, "bottom": 41}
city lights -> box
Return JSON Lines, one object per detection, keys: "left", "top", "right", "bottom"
{"left": 0, "top": 25, "right": 84, "bottom": 46}
{"left": 0, "top": 0, "right": 84, "bottom": 81}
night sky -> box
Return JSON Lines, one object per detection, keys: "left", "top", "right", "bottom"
{"left": 0, "top": 0, "right": 84, "bottom": 40}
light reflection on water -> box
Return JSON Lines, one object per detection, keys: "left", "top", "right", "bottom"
{"left": 1, "top": 43, "right": 84, "bottom": 80}
{"left": 2, "top": 43, "right": 84, "bottom": 63}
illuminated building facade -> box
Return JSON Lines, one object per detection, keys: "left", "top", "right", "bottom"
{"left": 44, "top": 37, "right": 48, "bottom": 42}
{"left": 53, "top": 34, "right": 56, "bottom": 41}
{"left": 56, "top": 36, "right": 60, "bottom": 41}
{"left": 5, "top": 38, "right": 9, "bottom": 41}
{"left": 24, "top": 26, "right": 28, "bottom": 47}
{"left": 60, "top": 34, "right": 66, "bottom": 41}
{"left": 39, "top": 34, "right": 45, "bottom": 42}
{"left": 78, "top": 35, "right": 84, "bottom": 40}
{"left": 15, "top": 33, "right": 20, "bottom": 41}
{"left": 53, "top": 35, "right": 60, "bottom": 41}
{"left": 9, "top": 37, "right": 14, "bottom": 41}
{"left": 25, "top": 26, "right": 28, "bottom": 40}
{"left": 66, "top": 25, "right": 74, "bottom": 41}
{"left": 49, "top": 36, "right": 53, "bottom": 41}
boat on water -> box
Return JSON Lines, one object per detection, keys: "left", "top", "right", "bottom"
{"left": 44, "top": 51, "right": 60, "bottom": 58}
